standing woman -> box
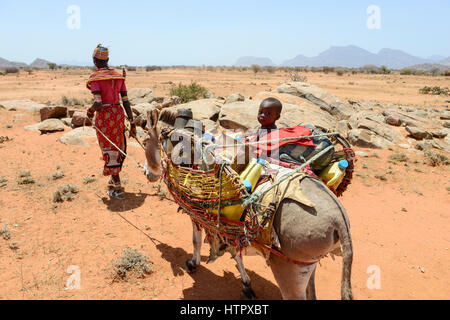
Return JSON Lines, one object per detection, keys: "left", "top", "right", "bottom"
{"left": 86, "top": 44, "right": 136, "bottom": 199}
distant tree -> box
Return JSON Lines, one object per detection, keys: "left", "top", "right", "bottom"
{"left": 5, "top": 67, "right": 19, "bottom": 74}
{"left": 251, "top": 64, "right": 261, "bottom": 74}
{"left": 380, "top": 65, "right": 391, "bottom": 74}
{"left": 23, "top": 68, "right": 33, "bottom": 75}
{"left": 264, "top": 66, "right": 276, "bottom": 73}
{"left": 336, "top": 69, "right": 345, "bottom": 76}
{"left": 47, "top": 63, "right": 58, "bottom": 70}
{"left": 430, "top": 68, "right": 440, "bottom": 76}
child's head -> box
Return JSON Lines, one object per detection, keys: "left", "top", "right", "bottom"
{"left": 258, "top": 98, "right": 282, "bottom": 128}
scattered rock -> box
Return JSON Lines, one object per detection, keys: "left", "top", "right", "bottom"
{"left": 128, "top": 88, "right": 154, "bottom": 105}
{"left": 349, "top": 111, "right": 403, "bottom": 144}
{"left": 440, "top": 111, "right": 450, "bottom": 120}
{"left": 38, "top": 119, "right": 65, "bottom": 134}
{"left": 61, "top": 117, "right": 73, "bottom": 127}
{"left": 161, "top": 96, "right": 183, "bottom": 109}
{"left": 337, "top": 120, "right": 349, "bottom": 137}
{"left": 132, "top": 102, "right": 159, "bottom": 117}
{"left": 0, "top": 100, "right": 47, "bottom": 113}
{"left": 204, "top": 90, "right": 215, "bottom": 99}
{"left": 374, "top": 174, "right": 387, "bottom": 181}
{"left": 277, "top": 82, "right": 355, "bottom": 120}
{"left": 24, "top": 123, "right": 41, "bottom": 132}
{"left": 385, "top": 115, "right": 402, "bottom": 126}
{"left": 348, "top": 129, "right": 394, "bottom": 149}
{"left": 39, "top": 106, "right": 68, "bottom": 121}
{"left": 60, "top": 127, "right": 97, "bottom": 146}
{"left": 219, "top": 100, "right": 337, "bottom": 132}
{"left": 405, "top": 126, "right": 432, "bottom": 140}
{"left": 224, "top": 93, "right": 245, "bottom": 104}
{"left": 71, "top": 111, "right": 92, "bottom": 128}
{"left": 164, "top": 99, "right": 223, "bottom": 124}
{"left": 355, "top": 151, "right": 369, "bottom": 157}
{"left": 0, "top": 177, "right": 7, "bottom": 188}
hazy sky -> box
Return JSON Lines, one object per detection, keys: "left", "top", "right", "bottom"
{"left": 0, "top": 0, "right": 449, "bottom": 66}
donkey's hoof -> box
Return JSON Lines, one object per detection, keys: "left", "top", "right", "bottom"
{"left": 241, "top": 285, "right": 257, "bottom": 300}
{"left": 183, "top": 259, "right": 198, "bottom": 274}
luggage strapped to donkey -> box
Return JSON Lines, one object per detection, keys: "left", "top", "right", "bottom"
{"left": 159, "top": 128, "right": 356, "bottom": 262}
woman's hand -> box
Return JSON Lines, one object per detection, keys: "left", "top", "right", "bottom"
{"left": 90, "top": 103, "right": 104, "bottom": 113}
{"left": 130, "top": 123, "right": 137, "bottom": 137}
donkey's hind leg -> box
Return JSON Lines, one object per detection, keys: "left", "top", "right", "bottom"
{"left": 184, "top": 220, "right": 203, "bottom": 273}
{"left": 234, "top": 255, "right": 257, "bottom": 300}
{"left": 270, "top": 254, "right": 316, "bottom": 300}
{"left": 306, "top": 265, "right": 317, "bottom": 300}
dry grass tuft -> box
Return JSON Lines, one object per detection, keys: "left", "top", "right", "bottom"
{"left": 53, "top": 184, "right": 79, "bottom": 202}
{"left": 111, "top": 247, "right": 153, "bottom": 281}
{"left": 424, "top": 151, "right": 450, "bottom": 167}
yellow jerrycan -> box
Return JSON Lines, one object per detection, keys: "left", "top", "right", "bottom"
{"left": 319, "top": 160, "right": 349, "bottom": 190}
{"left": 208, "top": 158, "right": 266, "bottom": 221}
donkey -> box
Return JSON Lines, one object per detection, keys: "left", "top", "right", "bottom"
{"left": 142, "top": 109, "right": 353, "bottom": 300}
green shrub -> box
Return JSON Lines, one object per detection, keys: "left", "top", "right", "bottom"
{"left": 419, "top": 86, "right": 449, "bottom": 96}
{"left": 336, "top": 69, "right": 345, "bottom": 76}
{"left": 169, "top": 81, "right": 208, "bottom": 103}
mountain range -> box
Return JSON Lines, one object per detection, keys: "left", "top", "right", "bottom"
{"left": 1, "top": 45, "right": 449, "bottom": 70}
{"left": 235, "top": 45, "right": 450, "bottom": 70}
{"left": 0, "top": 57, "right": 54, "bottom": 69}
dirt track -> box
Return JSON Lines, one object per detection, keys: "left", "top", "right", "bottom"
{"left": 0, "top": 70, "right": 449, "bottom": 300}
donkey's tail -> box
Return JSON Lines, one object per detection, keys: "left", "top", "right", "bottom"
{"left": 336, "top": 207, "right": 354, "bottom": 300}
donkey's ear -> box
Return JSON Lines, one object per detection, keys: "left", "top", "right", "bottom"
{"left": 146, "top": 109, "right": 160, "bottom": 130}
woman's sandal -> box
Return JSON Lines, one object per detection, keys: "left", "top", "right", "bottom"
{"left": 108, "top": 188, "right": 125, "bottom": 200}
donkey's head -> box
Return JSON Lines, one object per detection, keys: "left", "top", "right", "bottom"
{"left": 143, "top": 109, "right": 161, "bottom": 182}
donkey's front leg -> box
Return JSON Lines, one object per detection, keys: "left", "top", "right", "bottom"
{"left": 184, "top": 220, "right": 203, "bottom": 273}
{"left": 234, "top": 255, "right": 257, "bottom": 300}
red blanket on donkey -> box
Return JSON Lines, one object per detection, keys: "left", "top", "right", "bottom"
{"left": 253, "top": 125, "right": 316, "bottom": 156}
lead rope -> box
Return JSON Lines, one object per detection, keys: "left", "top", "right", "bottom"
{"left": 88, "top": 118, "right": 146, "bottom": 172}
